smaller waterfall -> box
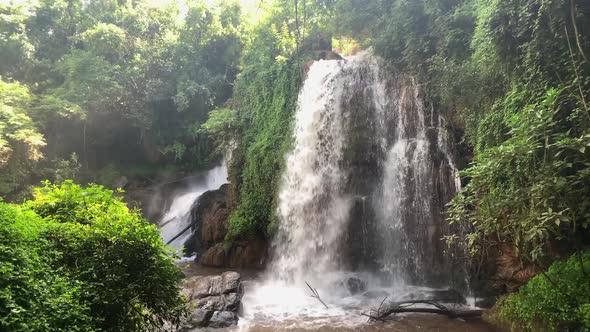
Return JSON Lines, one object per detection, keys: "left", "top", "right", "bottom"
{"left": 158, "top": 163, "right": 227, "bottom": 251}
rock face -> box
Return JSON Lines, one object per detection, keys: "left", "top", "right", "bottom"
{"left": 180, "top": 272, "right": 242, "bottom": 330}
{"left": 198, "top": 239, "right": 267, "bottom": 269}
{"left": 183, "top": 184, "right": 230, "bottom": 255}
{"left": 183, "top": 184, "right": 268, "bottom": 269}
{"left": 493, "top": 245, "right": 539, "bottom": 291}
{"left": 199, "top": 243, "right": 226, "bottom": 267}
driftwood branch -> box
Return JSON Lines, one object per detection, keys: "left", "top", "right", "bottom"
{"left": 305, "top": 281, "right": 328, "bottom": 309}
{"left": 363, "top": 300, "right": 483, "bottom": 321}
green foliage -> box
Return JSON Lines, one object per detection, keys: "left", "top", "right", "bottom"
{"left": 201, "top": 0, "right": 325, "bottom": 239}
{"left": 448, "top": 88, "right": 590, "bottom": 260}
{"left": 0, "top": 78, "right": 46, "bottom": 194}
{"left": 52, "top": 153, "right": 82, "bottom": 184}
{"left": 0, "top": 4, "right": 32, "bottom": 79}
{"left": 0, "top": 203, "right": 97, "bottom": 332}
{"left": 0, "top": 0, "right": 245, "bottom": 196}
{"left": 200, "top": 107, "right": 239, "bottom": 152}
{"left": 442, "top": 0, "right": 590, "bottom": 261}
{"left": 160, "top": 141, "right": 187, "bottom": 162}
{"left": 79, "top": 23, "right": 127, "bottom": 63}
{"left": 1, "top": 181, "right": 185, "bottom": 331}
{"left": 226, "top": 59, "right": 300, "bottom": 239}
{"left": 53, "top": 49, "right": 123, "bottom": 115}
{"left": 497, "top": 250, "right": 590, "bottom": 331}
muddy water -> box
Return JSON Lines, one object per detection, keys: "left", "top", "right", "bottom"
{"left": 240, "top": 315, "right": 497, "bottom": 332}
{"left": 179, "top": 263, "right": 500, "bottom": 332}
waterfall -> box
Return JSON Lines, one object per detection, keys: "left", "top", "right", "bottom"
{"left": 271, "top": 52, "right": 460, "bottom": 286}
{"left": 158, "top": 163, "right": 228, "bottom": 251}
{"left": 271, "top": 60, "right": 352, "bottom": 283}
{"left": 240, "top": 53, "right": 464, "bottom": 328}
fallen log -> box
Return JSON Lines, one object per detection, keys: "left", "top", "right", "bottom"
{"left": 363, "top": 299, "right": 483, "bottom": 321}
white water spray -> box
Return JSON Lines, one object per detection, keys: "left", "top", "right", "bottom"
{"left": 158, "top": 163, "right": 227, "bottom": 251}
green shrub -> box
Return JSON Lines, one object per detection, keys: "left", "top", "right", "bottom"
{"left": 497, "top": 250, "right": 590, "bottom": 331}
{"left": 0, "top": 203, "right": 97, "bottom": 331}
{"left": 1, "top": 181, "right": 186, "bottom": 331}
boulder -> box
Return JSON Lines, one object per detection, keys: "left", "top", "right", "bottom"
{"left": 193, "top": 293, "right": 241, "bottom": 311}
{"left": 192, "top": 275, "right": 223, "bottom": 298}
{"left": 343, "top": 277, "right": 367, "bottom": 295}
{"left": 194, "top": 295, "right": 225, "bottom": 311}
{"left": 183, "top": 308, "right": 213, "bottom": 328}
{"left": 222, "top": 293, "right": 241, "bottom": 312}
{"left": 181, "top": 272, "right": 242, "bottom": 329}
{"left": 199, "top": 186, "right": 230, "bottom": 243}
{"left": 221, "top": 271, "right": 241, "bottom": 294}
{"left": 208, "top": 311, "right": 238, "bottom": 328}
{"left": 183, "top": 183, "right": 268, "bottom": 270}
{"left": 184, "top": 184, "right": 230, "bottom": 256}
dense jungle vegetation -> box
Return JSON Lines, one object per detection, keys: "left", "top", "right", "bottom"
{"left": 1, "top": 0, "right": 590, "bottom": 330}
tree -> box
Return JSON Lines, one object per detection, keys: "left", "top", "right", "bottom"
{"left": 0, "top": 78, "right": 45, "bottom": 194}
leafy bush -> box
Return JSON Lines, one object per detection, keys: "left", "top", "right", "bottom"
{"left": 497, "top": 250, "right": 590, "bottom": 331}
{"left": 1, "top": 181, "right": 185, "bottom": 332}
{"left": 0, "top": 203, "right": 97, "bottom": 332}
{"left": 448, "top": 88, "right": 590, "bottom": 260}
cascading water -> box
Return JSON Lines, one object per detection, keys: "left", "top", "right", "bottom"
{"left": 158, "top": 163, "right": 227, "bottom": 252}
{"left": 240, "top": 53, "right": 464, "bottom": 329}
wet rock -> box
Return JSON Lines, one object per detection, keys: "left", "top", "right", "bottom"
{"left": 194, "top": 295, "right": 225, "bottom": 311}
{"left": 494, "top": 245, "right": 539, "bottom": 291}
{"left": 227, "top": 238, "right": 268, "bottom": 269}
{"left": 223, "top": 293, "right": 241, "bottom": 311}
{"left": 344, "top": 277, "right": 367, "bottom": 295}
{"left": 221, "top": 271, "right": 241, "bottom": 294}
{"left": 183, "top": 308, "right": 213, "bottom": 328}
{"left": 193, "top": 293, "right": 242, "bottom": 312}
{"left": 184, "top": 184, "right": 230, "bottom": 256}
{"left": 199, "top": 244, "right": 226, "bottom": 267}
{"left": 200, "top": 186, "right": 230, "bottom": 243}
{"left": 183, "top": 183, "right": 268, "bottom": 270}
{"left": 208, "top": 311, "right": 238, "bottom": 328}
{"left": 192, "top": 275, "right": 223, "bottom": 298}
{"left": 182, "top": 271, "right": 242, "bottom": 329}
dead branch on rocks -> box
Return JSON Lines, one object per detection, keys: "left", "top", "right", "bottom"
{"left": 363, "top": 299, "right": 483, "bottom": 322}
{"left": 305, "top": 281, "right": 328, "bottom": 309}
